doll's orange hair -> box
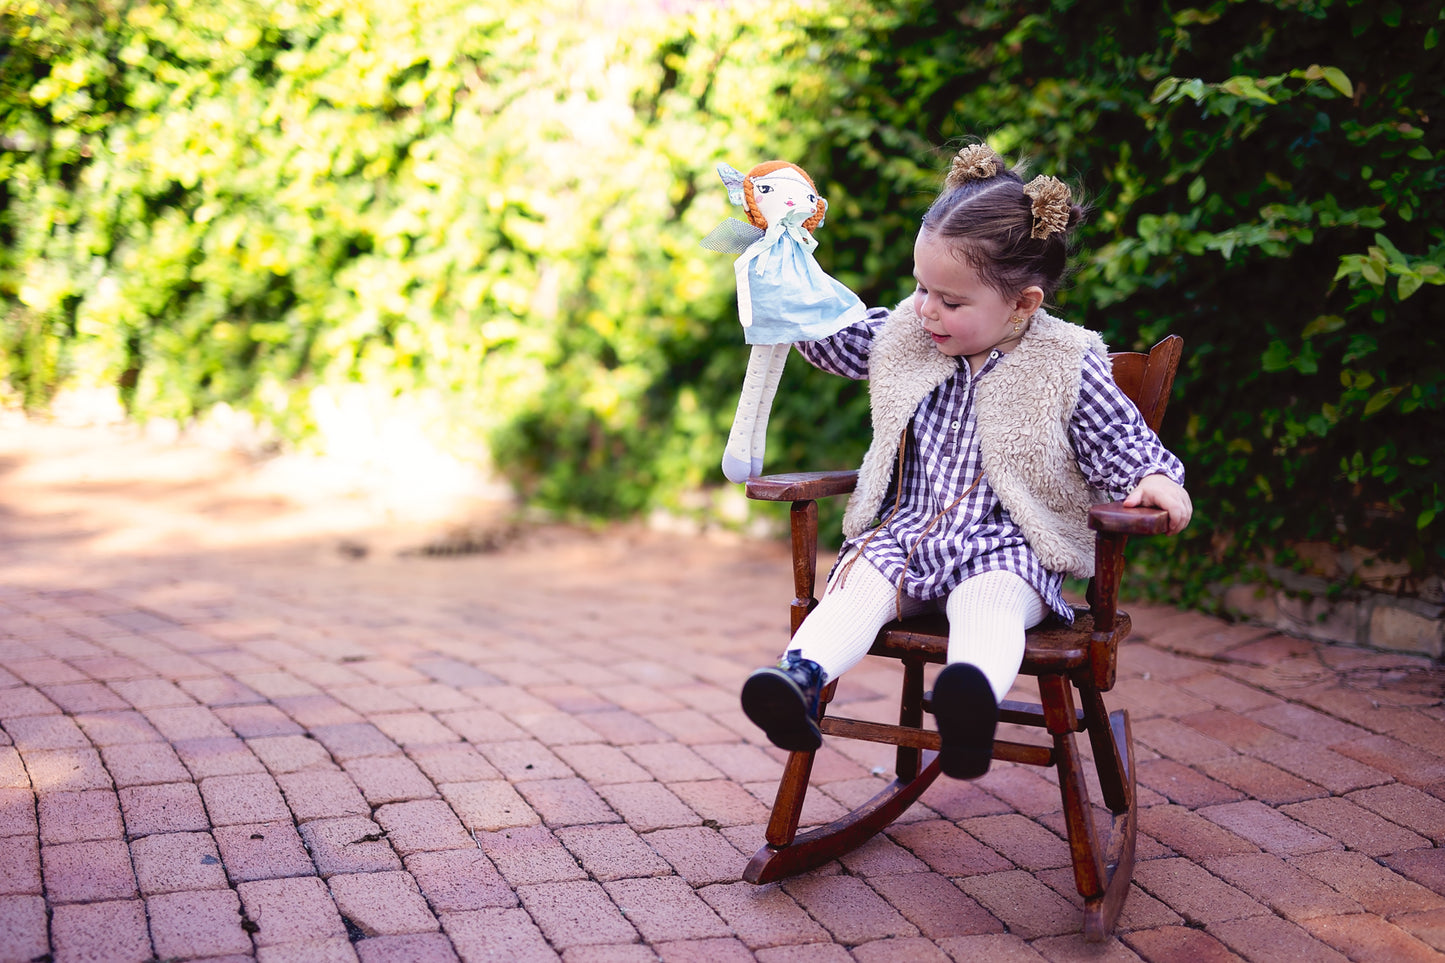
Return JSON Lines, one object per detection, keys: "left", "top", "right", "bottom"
{"left": 742, "top": 161, "right": 827, "bottom": 233}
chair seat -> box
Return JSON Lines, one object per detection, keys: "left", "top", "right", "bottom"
{"left": 870, "top": 605, "right": 1133, "bottom": 677}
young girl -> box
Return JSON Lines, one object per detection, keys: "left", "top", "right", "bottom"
{"left": 740, "top": 143, "right": 1192, "bottom": 780}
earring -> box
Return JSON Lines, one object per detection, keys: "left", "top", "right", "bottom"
{"left": 1010, "top": 315, "right": 1024, "bottom": 333}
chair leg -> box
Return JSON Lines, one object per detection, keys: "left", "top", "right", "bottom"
{"left": 1039, "top": 675, "right": 1138, "bottom": 942}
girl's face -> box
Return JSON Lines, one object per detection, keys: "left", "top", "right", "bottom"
{"left": 750, "top": 170, "right": 819, "bottom": 227}
{"left": 912, "top": 230, "right": 1041, "bottom": 371}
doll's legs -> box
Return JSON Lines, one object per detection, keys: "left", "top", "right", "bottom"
{"left": 932, "top": 570, "right": 1048, "bottom": 778}
{"left": 722, "top": 343, "right": 789, "bottom": 483}
{"left": 741, "top": 551, "right": 928, "bottom": 751}
{"left": 748, "top": 343, "right": 789, "bottom": 477}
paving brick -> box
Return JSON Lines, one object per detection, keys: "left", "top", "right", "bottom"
{"left": 1176, "top": 709, "right": 1290, "bottom": 750}
{"left": 344, "top": 754, "right": 439, "bottom": 804}
{"left": 373, "top": 799, "right": 472, "bottom": 854}
{"left": 406, "top": 849, "right": 518, "bottom": 913}
{"left": 273, "top": 694, "right": 366, "bottom": 729}
{"left": 1133, "top": 857, "right": 1270, "bottom": 924}
{"left": 1279, "top": 796, "right": 1432, "bottom": 856}
{"left": 19, "top": 746, "right": 113, "bottom": 791}
{"left": 1347, "top": 783, "right": 1445, "bottom": 845}
{"left": 1393, "top": 907, "right": 1445, "bottom": 954}
{"left": 239, "top": 875, "right": 348, "bottom": 947}
{"left": 131, "top": 831, "right": 227, "bottom": 894}
{"left": 0, "top": 686, "right": 62, "bottom": 720}
{"left": 310, "top": 723, "right": 403, "bottom": 761}
{"left": 6, "top": 714, "right": 88, "bottom": 751}
{"left": 0, "top": 747, "right": 28, "bottom": 789}
{"left": 50, "top": 899, "right": 152, "bottom": 962}
{"left": 1197, "top": 800, "right": 1340, "bottom": 857}
{"left": 200, "top": 771, "right": 291, "bottom": 826}
{"left": 0, "top": 834, "right": 40, "bottom": 895}
{"left": 970, "top": 764, "right": 1064, "bottom": 818}
{"left": 553, "top": 744, "right": 653, "bottom": 785}
{"left": 42, "top": 839, "right": 138, "bottom": 903}
{"left": 0, "top": 786, "right": 37, "bottom": 838}
{"left": 515, "top": 776, "right": 621, "bottom": 827}
{"left": 1292, "top": 850, "right": 1445, "bottom": 916}
{"left": 866, "top": 872, "right": 1003, "bottom": 939}
{"left": 214, "top": 704, "right": 305, "bottom": 738}
{"left": 1246, "top": 738, "right": 1393, "bottom": 794}
{"left": 603, "top": 876, "right": 731, "bottom": 944}
{"left": 148, "top": 888, "right": 254, "bottom": 959}
{"left": 408, "top": 745, "right": 501, "bottom": 784}
{"left": 109, "top": 677, "right": 194, "bottom": 710}
{"left": 9, "top": 659, "right": 87, "bottom": 687}
{"left": 119, "top": 781, "right": 210, "bottom": 836}
{"left": 623, "top": 743, "right": 726, "bottom": 783}
{"left": 475, "top": 739, "right": 574, "bottom": 782}
{"left": 248, "top": 734, "right": 338, "bottom": 774}
{"left": 783, "top": 873, "right": 920, "bottom": 944}
{"left": 0, "top": 894, "right": 49, "bottom": 961}
{"left": 1382, "top": 849, "right": 1445, "bottom": 894}
{"left": 438, "top": 779, "right": 538, "bottom": 832}
{"left": 102, "top": 741, "right": 192, "bottom": 787}
{"left": 37, "top": 788, "right": 123, "bottom": 843}
{"left": 575, "top": 709, "right": 672, "bottom": 746}
{"left": 174, "top": 735, "right": 267, "bottom": 778}
{"left": 440, "top": 907, "right": 558, "bottom": 962}
{"left": 554, "top": 823, "right": 671, "bottom": 882}
{"left": 960, "top": 813, "right": 1071, "bottom": 872}
{"left": 329, "top": 871, "right": 439, "bottom": 936}
{"left": 1196, "top": 755, "right": 1328, "bottom": 806}
{"left": 298, "top": 816, "right": 404, "bottom": 877}
{"left": 1299, "top": 913, "right": 1444, "bottom": 963}
{"left": 436, "top": 707, "right": 528, "bottom": 743}
{"left": 1121, "top": 925, "right": 1245, "bottom": 963}
{"left": 42, "top": 680, "right": 130, "bottom": 713}
{"left": 277, "top": 769, "right": 371, "bottom": 823}
{"left": 178, "top": 675, "right": 267, "bottom": 707}
{"left": 1334, "top": 734, "right": 1445, "bottom": 787}
{"left": 477, "top": 824, "right": 589, "bottom": 886}
{"left": 331, "top": 684, "right": 416, "bottom": 715}
{"left": 355, "top": 932, "right": 461, "bottom": 963}
{"left": 1133, "top": 716, "right": 1236, "bottom": 763}
{"left": 885, "top": 819, "right": 1014, "bottom": 875}
{"left": 596, "top": 781, "right": 700, "bottom": 832}
{"left": 213, "top": 820, "right": 317, "bottom": 882}
{"left": 514, "top": 879, "right": 639, "bottom": 950}
{"left": 1202, "top": 852, "right": 1362, "bottom": 921}
{"left": 697, "top": 880, "right": 830, "bottom": 950}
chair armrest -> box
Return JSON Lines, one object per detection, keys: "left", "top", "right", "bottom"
{"left": 1088, "top": 502, "right": 1171, "bottom": 536}
{"left": 746, "top": 470, "right": 860, "bottom": 502}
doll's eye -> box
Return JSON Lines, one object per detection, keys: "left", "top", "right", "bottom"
{"left": 807, "top": 194, "right": 818, "bottom": 203}
{"left": 757, "top": 184, "right": 773, "bottom": 194}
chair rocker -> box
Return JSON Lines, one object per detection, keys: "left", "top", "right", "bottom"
{"left": 742, "top": 335, "right": 1183, "bottom": 942}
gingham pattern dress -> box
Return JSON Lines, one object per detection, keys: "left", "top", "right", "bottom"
{"left": 797, "top": 307, "right": 1186, "bottom": 623}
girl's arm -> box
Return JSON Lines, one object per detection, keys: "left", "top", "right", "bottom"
{"left": 1071, "top": 351, "right": 1192, "bottom": 533}
{"left": 793, "top": 307, "right": 889, "bottom": 380}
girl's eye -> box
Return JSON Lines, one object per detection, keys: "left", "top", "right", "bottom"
{"left": 757, "top": 184, "right": 773, "bottom": 193}
{"left": 943, "top": 300, "right": 961, "bottom": 310}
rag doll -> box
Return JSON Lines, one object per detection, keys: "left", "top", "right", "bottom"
{"left": 702, "top": 161, "right": 865, "bottom": 482}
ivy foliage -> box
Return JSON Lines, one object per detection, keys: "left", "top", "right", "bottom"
{"left": 2, "top": 0, "right": 1442, "bottom": 599}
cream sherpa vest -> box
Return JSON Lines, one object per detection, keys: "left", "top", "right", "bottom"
{"left": 841, "top": 299, "right": 1110, "bottom": 578}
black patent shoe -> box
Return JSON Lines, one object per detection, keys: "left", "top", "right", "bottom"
{"left": 741, "top": 649, "right": 825, "bottom": 752}
{"left": 932, "top": 662, "right": 999, "bottom": 779}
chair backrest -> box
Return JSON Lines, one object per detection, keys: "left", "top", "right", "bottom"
{"left": 1108, "top": 335, "right": 1183, "bottom": 434}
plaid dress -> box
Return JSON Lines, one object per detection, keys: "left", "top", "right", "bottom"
{"left": 797, "top": 308, "right": 1186, "bottom": 622}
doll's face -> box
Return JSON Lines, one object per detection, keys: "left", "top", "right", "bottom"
{"left": 750, "top": 170, "right": 820, "bottom": 228}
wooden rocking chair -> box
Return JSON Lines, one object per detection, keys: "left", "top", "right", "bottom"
{"left": 742, "top": 335, "right": 1183, "bottom": 942}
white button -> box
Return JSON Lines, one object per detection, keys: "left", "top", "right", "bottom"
{"left": 990, "top": 350, "right": 1000, "bottom": 358}
{"left": 951, "top": 421, "right": 960, "bottom": 430}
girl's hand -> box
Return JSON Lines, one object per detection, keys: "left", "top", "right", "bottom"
{"left": 1123, "top": 474, "right": 1193, "bottom": 535}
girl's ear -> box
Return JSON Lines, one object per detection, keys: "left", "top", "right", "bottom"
{"left": 1016, "top": 286, "right": 1045, "bottom": 315}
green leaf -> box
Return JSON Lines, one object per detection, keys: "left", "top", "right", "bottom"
{"left": 1363, "top": 386, "right": 1402, "bottom": 417}
{"left": 1302, "top": 314, "right": 1346, "bottom": 338}
{"left": 1398, "top": 273, "right": 1423, "bottom": 300}
{"left": 1318, "top": 65, "right": 1353, "bottom": 98}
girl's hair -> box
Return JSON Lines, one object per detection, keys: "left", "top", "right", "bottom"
{"left": 920, "top": 143, "right": 1087, "bottom": 301}
{"left": 742, "top": 161, "right": 827, "bottom": 233}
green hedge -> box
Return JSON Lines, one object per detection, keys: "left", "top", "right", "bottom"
{"left": 3, "top": 0, "right": 1442, "bottom": 603}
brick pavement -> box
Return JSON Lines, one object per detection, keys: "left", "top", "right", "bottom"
{"left": 1, "top": 422, "right": 1443, "bottom": 962}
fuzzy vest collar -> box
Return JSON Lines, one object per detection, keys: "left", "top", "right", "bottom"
{"left": 842, "top": 299, "right": 1109, "bottom": 577}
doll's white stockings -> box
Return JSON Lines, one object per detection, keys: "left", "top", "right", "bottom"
{"left": 722, "top": 342, "right": 790, "bottom": 483}
{"left": 788, "top": 554, "right": 1047, "bottom": 703}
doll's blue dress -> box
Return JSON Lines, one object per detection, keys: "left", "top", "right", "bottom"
{"left": 705, "top": 207, "right": 865, "bottom": 345}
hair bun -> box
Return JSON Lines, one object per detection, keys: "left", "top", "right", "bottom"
{"left": 1023, "top": 175, "right": 1072, "bottom": 239}
{"left": 946, "top": 144, "right": 1005, "bottom": 189}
